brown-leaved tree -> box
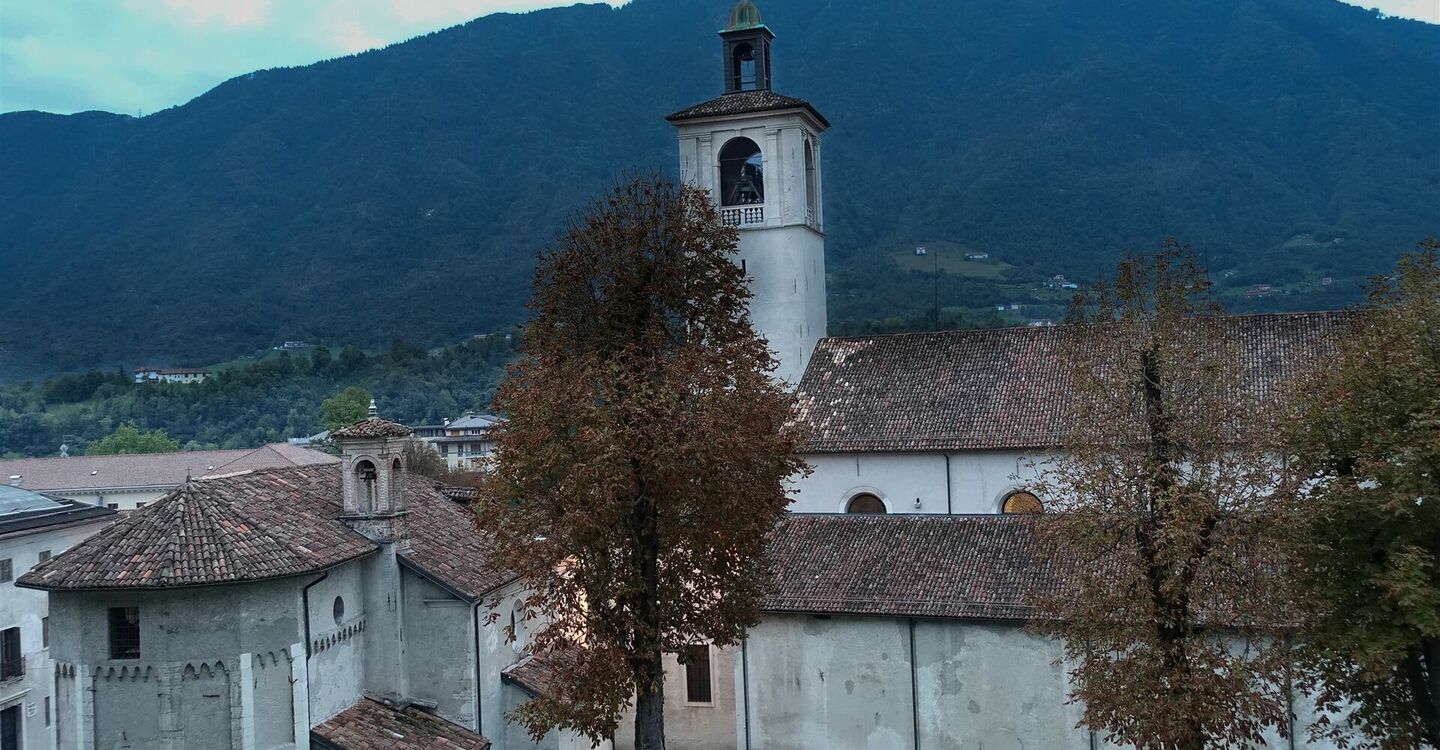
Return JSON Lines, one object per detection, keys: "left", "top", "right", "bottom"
{"left": 475, "top": 176, "right": 806, "bottom": 749}
{"left": 1029, "top": 243, "right": 1296, "bottom": 750}
{"left": 1285, "top": 242, "right": 1440, "bottom": 748}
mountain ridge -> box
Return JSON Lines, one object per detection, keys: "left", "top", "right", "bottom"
{"left": 2, "top": 0, "right": 1436, "bottom": 379}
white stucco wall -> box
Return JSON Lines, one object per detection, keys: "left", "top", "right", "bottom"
{"left": 736, "top": 615, "right": 1349, "bottom": 750}
{"left": 0, "top": 518, "right": 112, "bottom": 750}
{"left": 791, "top": 450, "right": 1049, "bottom": 515}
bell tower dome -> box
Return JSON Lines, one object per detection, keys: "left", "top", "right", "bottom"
{"left": 666, "top": 0, "right": 829, "bottom": 386}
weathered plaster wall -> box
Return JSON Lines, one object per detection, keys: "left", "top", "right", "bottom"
{"left": 304, "top": 560, "right": 369, "bottom": 724}
{"left": 739, "top": 615, "right": 1351, "bottom": 750}
{"left": 401, "top": 567, "right": 476, "bottom": 727}
{"left": 791, "top": 451, "right": 1049, "bottom": 515}
{"left": 612, "top": 646, "right": 737, "bottom": 750}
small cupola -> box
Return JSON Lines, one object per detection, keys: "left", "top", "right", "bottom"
{"left": 330, "top": 400, "right": 414, "bottom": 521}
{"left": 721, "top": 0, "right": 774, "bottom": 93}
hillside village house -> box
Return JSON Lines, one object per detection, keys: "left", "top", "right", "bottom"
{"left": 423, "top": 414, "right": 504, "bottom": 471}
{"left": 1, "top": 485, "right": 116, "bottom": 750}
{"left": 15, "top": 3, "right": 1358, "bottom": 748}
{"left": 132, "top": 367, "right": 209, "bottom": 384}
{"left": 0, "top": 443, "right": 337, "bottom": 511}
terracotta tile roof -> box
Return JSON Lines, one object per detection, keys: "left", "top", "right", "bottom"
{"left": 794, "top": 312, "right": 1345, "bottom": 453}
{"left": 401, "top": 477, "right": 515, "bottom": 601}
{"left": 0, "top": 444, "right": 335, "bottom": 493}
{"left": 311, "top": 696, "right": 490, "bottom": 750}
{"left": 666, "top": 89, "right": 830, "bottom": 128}
{"left": 764, "top": 514, "right": 1051, "bottom": 621}
{"left": 17, "top": 466, "right": 507, "bottom": 596}
{"left": 500, "top": 649, "right": 578, "bottom": 699}
{"left": 16, "top": 465, "right": 374, "bottom": 590}
{"left": 331, "top": 417, "right": 414, "bottom": 440}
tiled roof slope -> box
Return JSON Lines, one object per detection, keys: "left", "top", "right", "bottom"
{"left": 17, "top": 466, "right": 508, "bottom": 596}
{"left": 17, "top": 465, "right": 374, "bottom": 590}
{"left": 501, "top": 649, "right": 578, "bottom": 699}
{"left": 666, "top": 90, "right": 830, "bottom": 127}
{"left": 312, "top": 697, "right": 490, "bottom": 750}
{"left": 794, "top": 312, "right": 1345, "bottom": 453}
{"left": 402, "top": 476, "right": 515, "bottom": 600}
{"left": 0, "top": 443, "right": 335, "bottom": 492}
{"left": 764, "top": 514, "right": 1051, "bottom": 621}
{"left": 331, "top": 417, "right": 414, "bottom": 440}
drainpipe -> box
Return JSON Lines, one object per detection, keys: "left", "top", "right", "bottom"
{"left": 909, "top": 618, "right": 920, "bottom": 750}
{"left": 943, "top": 455, "right": 952, "bottom": 515}
{"left": 301, "top": 571, "right": 328, "bottom": 731}
{"left": 741, "top": 636, "right": 752, "bottom": 750}
{"left": 473, "top": 602, "right": 485, "bottom": 738}
{"left": 301, "top": 573, "right": 328, "bottom": 659}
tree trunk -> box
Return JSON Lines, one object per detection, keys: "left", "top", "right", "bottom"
{"left": 633, "top": 650, "right": 667, "bottom": 750}
{"left": 1404, "top": 639, "right": 1440, "bottom": 747}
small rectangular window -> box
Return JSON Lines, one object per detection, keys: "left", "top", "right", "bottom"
{"left": 42, "top": 617, "right": 49, "bottom": 648}
{"left": 0, "top": 559, "right": 11, "bottom": 582}
{"left": 135, "top": 502, "right": 147, "bottom": 509}
{"left": 38, "top": 550, "right": 51, "bottom": 563}
{"left": 45, "top": 695, "right": 51, "bottom": 726}
{"left": 1, "top": 627, "right": 20, "bottom": 680}
{"left": 108, "top": 607, "right": 140, "bottom": 660}
{"left": 682, "top": 644, "right": 713, "bottom": 705}
{"left": 106, "top": 503, "right": 119, "bottom": 510}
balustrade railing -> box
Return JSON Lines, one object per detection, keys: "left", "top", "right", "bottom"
{"left": 720, "top": 205, "right": 765, "bottom": 227}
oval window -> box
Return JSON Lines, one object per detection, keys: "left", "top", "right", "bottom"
{"left": 332, "top": 596, "right": 345, "bottom": 625}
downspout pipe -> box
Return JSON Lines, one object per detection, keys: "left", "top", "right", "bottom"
{"left": 742, "top": 636, "right": 752, "bottom": 750}
{"left": 301, "top": 571, "right": 329, "bottom": 733}
{"left": 301, "top": 572, "right": 328, "bottom": 659}
{"left": 473, "top": 602, "right": 485, "bottom": 738}
{"left": 943, "top": 454, "right": 952, "bottom": 515}
{"left": 909, "top": 618, "right": 920, "bottom": 749}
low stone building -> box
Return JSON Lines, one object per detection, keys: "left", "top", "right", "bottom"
{"left": 15, "top": 409, "right": 594, "bottom": 750}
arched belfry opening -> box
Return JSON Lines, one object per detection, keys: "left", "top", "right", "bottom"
{"left": 354, "top": 459, "right": 378, "bottom": 514}
{"left": 720, "top": 137, "right": 764, "bottom": 206}
{"left": 804, "top": 139, "right": 818, "bottom": 222}
{"left": 388, "top": 457, "right": 404, "bottom": 511}
{"left": 721, "top": 0, "right": 773, "bottom": 93}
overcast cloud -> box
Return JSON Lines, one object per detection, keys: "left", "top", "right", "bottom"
{"left": 0, "top": 0, "right": 1433, "bottom": 116}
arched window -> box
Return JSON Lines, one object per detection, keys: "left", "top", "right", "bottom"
{"left": 1002, "top": 490, "right": 1043, "bottom": 514}
{"left": 354, "top": 459, "right": 377, "bottom": 513}
{"left": 719, "top": 138, "right": 764, "bottom": 207}
{"left": 732, "top": 42, "right": 757, "bottom": 91}
{"left": 389, "top": 458, "right": 404, "bottom": 510}
{"left": 846, "top": 493, "right": 886, "bottom": 514}
{"left": 804, "top": 139, "right": 817, "bottom": 222}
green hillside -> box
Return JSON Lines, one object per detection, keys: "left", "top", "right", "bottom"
{"left": 1, "top": 0, "right": 1436, "bottom": 380}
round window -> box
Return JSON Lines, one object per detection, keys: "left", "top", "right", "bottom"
{"left": 1002, "top": 491, "right": 1043, "bottom": 514}
{"left": 332, "top": 596, "right": 345, "bottom": 625}
{"left": 846, "top": 493, "right": 886, "bottom": 514}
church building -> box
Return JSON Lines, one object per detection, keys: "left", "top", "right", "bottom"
{"left": 15, "top": 3, "right": 1360, "bottom": 749}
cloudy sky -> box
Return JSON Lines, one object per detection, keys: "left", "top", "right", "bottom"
{"left": 1, "top": 0, "right": 1434, "bottom": 116}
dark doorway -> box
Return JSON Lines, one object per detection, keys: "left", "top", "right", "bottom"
{"left": 1, "top": 704, "right": 19, "bottom": 750}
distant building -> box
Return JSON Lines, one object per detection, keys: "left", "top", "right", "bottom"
{"left": 1, "top": 485, "right": 116, "bottom": 747}
{"left": 1248, "top": 284, "right": 1275, "bottom": 298}
{"left": 420, "top": 414, "right": 505, "bottom": 470}
{"left": 0, "top": 443, "right": 337, "bottom": 511}
{"left": 964, "top": 252, "right": 989, "bottom": 261}
{"left": 279, "top": 341, "right": 313, "bottom": 350}
{"left": 132, "top": 367, "right": 208, "bottom": 384}
{"left": 914, "top": 246, "right": 928, "bottom": 256}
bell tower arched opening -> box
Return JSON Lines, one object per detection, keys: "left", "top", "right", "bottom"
{"left": 719, "top": 137, "right": 764, "bottom": 207}
{"left": 354, "top": 459, "right": 378, "bottom": 514}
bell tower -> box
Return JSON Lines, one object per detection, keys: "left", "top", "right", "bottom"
{"left": 666, "top": 0, "right": 829, "bottom": 386}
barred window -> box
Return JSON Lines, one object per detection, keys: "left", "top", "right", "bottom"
{"left": 108, "top": 607, "right": 140, "bottom": 660}
{"left": 681, "top": 644, "right": 713, "bottom": 704}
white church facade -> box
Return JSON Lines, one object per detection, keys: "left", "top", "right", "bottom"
{"left": 14, "top": 2, "right": 1359, "bottom": 749}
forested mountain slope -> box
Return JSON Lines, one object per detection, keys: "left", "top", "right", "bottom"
{"left": 2, "top": 0, "right": 1436, "bottom": 378}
